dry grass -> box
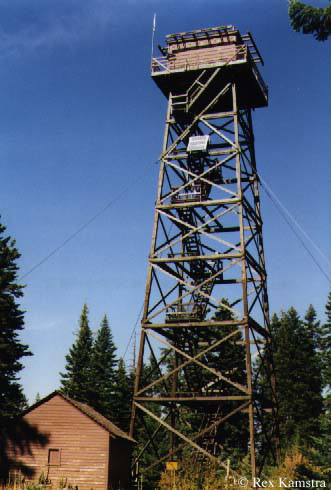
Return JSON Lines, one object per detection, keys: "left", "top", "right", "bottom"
{"left": 157, "top": 459, "right": 237, "bottom": 490}
{"left": 157, "top": 448, "right": 329, "bottom": 490}
{"left": 5, "top": 472, "right": 77, "bottom": 490}
{"left": 267, "top": 447, "right": 328, "bottom": 489}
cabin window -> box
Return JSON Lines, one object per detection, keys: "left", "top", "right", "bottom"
{"left": 48, "top": 448, "right": 61, "bottom": 466}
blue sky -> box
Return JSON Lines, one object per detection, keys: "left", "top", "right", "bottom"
{"left": 0, "top": 0, "right": 330, "bottom": 403}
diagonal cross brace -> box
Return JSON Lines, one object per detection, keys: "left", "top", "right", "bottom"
{"left": 146, "top": 328, "right": 248, "bottom": 394}
{"left": 136, "top": 327, "right": 245, "bottom": 396}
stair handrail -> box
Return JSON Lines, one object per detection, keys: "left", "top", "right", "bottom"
{"left": 193, "top": 259, "right": 222, "bottom": 318}
{"left": 186, "top": 45, "right": 247, "bottom": 109}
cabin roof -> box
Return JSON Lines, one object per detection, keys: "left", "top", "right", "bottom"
{"left": 23, "top": 391, "right": 135, "bottom": 443}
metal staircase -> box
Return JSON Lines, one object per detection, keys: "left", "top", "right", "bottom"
{"left": 192, "top": 259, "right": 221, "bottom": 320}
{"left": 165, "top": 199, "right": 220, "bottom": 323}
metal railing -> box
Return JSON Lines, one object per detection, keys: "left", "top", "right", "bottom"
{"left": 171, "top": 184, "right": 206, "bottom": 203}
{"left": 165, "top": 302, "right": 203, "bottom": 322}
{"left": 250, "top": 60, "right": 268, "bottom": 100}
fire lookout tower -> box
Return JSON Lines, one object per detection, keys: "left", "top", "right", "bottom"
{"left": 130, "top": 25, "right": 278, "bottom": 483}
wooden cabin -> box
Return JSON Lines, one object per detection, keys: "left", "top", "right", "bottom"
{"left": 166, "top": 27, "right": 242, "bottom": 71}
{"left": 6, "top": 392, "right": 134, "bottom": 490}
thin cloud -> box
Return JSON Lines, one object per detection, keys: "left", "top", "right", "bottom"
{"left": 24, "top": 319, "right": 59, "bottom": 333}
{"left": 0, "top": 0, "right": 117, "bottom": 57}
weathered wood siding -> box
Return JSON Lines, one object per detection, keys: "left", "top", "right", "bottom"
{"left": 169, "top": 45, "right": 237, "bottom": 70}
{"left": 7, "top": 395, "right": 110, "bottom": 490}
{"left": 168, "top": 35, "right": 239, "bottom": 70}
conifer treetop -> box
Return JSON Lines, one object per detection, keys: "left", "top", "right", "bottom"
{"left": 288, "top": 0, "right": 331, "bottom": 41}
{"left": 0, "top": 218, "right": 31, "bottom": 420}
{"left": 60, "top": 303, "right": 94, "bottom": 403}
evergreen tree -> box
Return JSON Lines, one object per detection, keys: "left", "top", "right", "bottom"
{"left": 288, "top": 0, "right": 331, "bottom": 41}
{"left": 309, "top": 291, "right": 331, "bottom": 488}
{"left": 271, "top": 308, "right": 323, "bottom": 448}
{"left": 112, "top": 357, "right": 131, "bottom": 432}
{"left": 320, "top": 290, "right": 331, "bottom": 407}
{"left": 304, "top": 304, "right": 321, "bottom": 346}
{"left": 311, "top": 410, "right": 331, "bottom": 485}
{"left": 304, "top": 299, "right": 331, "bottom": 408}
{"left": 90, "top": 314, "right": 117, "bottom": 418}
{"left": 60, "top": 304, "right": 93, "bottom": 403}
{"left": 0, "top": 220, "right": 31, "bottom": 422}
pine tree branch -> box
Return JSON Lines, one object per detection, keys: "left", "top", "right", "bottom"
{"left": 288, "top": 0, "right": 331, "bottom": 41}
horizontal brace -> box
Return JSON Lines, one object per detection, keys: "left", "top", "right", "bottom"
{"left": 156, "top": 198, "right": 240, "bottom": 210}
{"left": 220, "top": 279, "right": 242, "bottom": 284}
{"left": 236, "top": 340, "right": 267, "bottom": 345}
{"left": 200, "top": 111, "right": 237, "bottom": 119}
{"left": 142, "top": 319, "right": 247, "bottom": 329}
{"left": 135, "top": 396, "right": 250, "bottom": 402}
{"left": 165, "top": 148, "right": 235, "bottom": 160}
{"left": 150, "top": 253, "right": 242, "bottom": 263}
{"left": 206, "top": 226, "right": 240, "bottom": 233}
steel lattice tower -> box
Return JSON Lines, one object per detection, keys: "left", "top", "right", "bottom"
{"left": 130, "top": 25, "right": 278, "bottom": 484}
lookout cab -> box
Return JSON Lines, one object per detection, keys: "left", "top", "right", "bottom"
{"left": 151, "top": 25, "right": 268, "bottom": 112}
